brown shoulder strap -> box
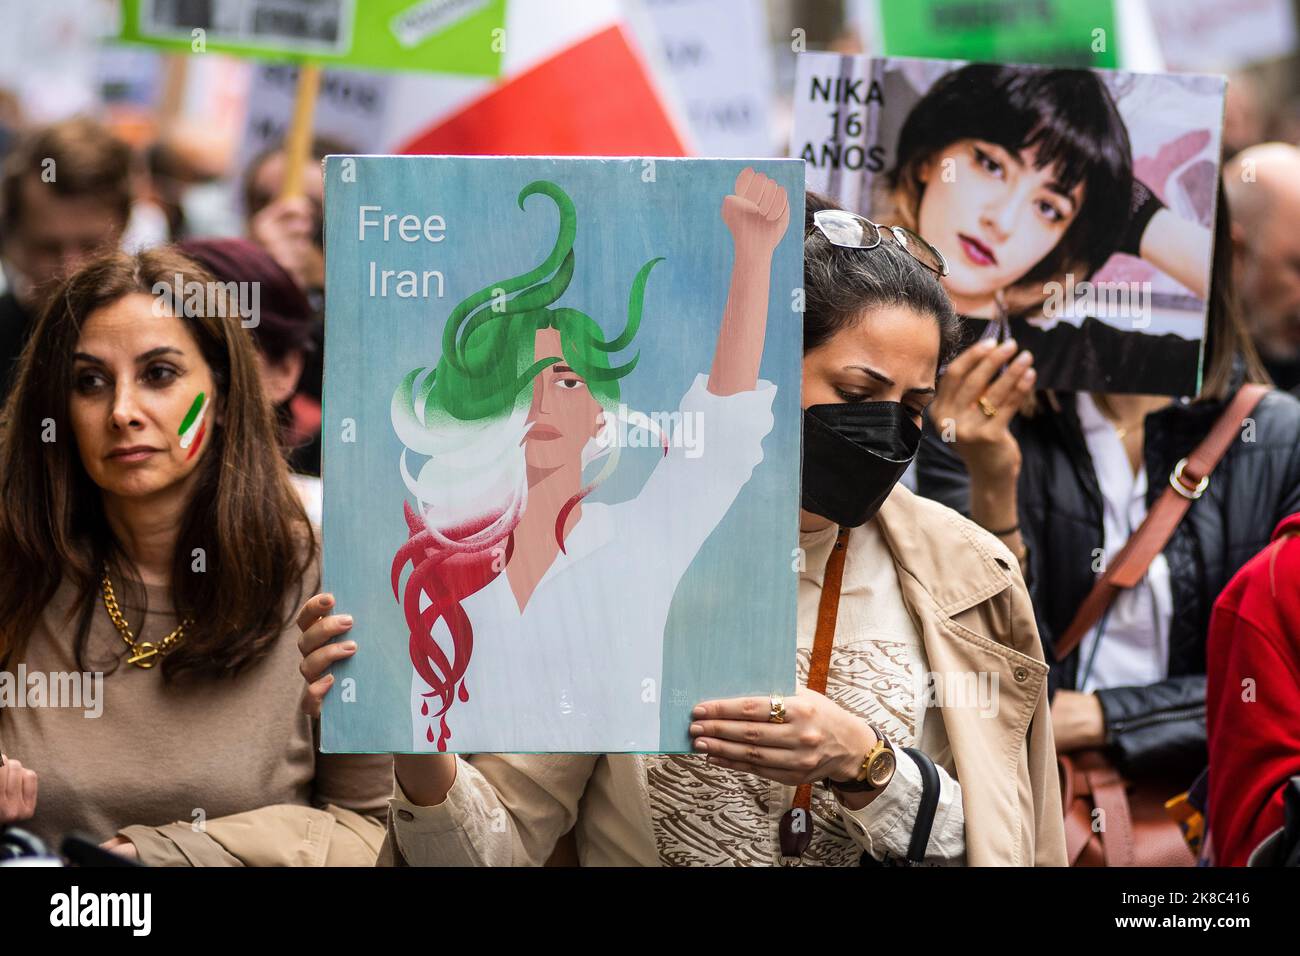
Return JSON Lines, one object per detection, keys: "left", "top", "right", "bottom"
{"left": 1055, "top": 384, "right": 1271, "bottom": 661}
{"left": 806, "top": 527, "right": 851, "bottom": 695}
{"left": 780, "top": 526, "right": 850, "bottom": 861}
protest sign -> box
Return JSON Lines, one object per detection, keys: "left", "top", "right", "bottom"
{"left": 320, "top": 157, "right": 803, "bottom": 754}
{"left": 865, "top": 0, "right": 1119, "bottom": 69}
{"left": 1147, "top": 0, "right": 1297, "bottom": 72}
{"left": 0, "top": 0, "right": 117, "bottom": 120}
{"left": 638, "top": 0, "right": 776, "bottom": 157}
{"left": 120, "top": 1, "right": 508, "bottom": 200}
{"left": 118, "top": 0, "right": 505, "bottom": 76}
{"left": 236, "top": 63, "right": 391, "bottom": 196}
{"left": 792, "top": 53, "right": 1225, "bottom": 395}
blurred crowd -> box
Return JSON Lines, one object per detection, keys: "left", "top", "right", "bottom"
{"left": 0, "top": 0, "right": 1297, "bottom": 871}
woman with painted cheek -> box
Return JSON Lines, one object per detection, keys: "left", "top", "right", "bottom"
{"left": 69, "top": 300, "right": 219, "bottom": 501}
{"left": 177, "top": 237, "right": 325, "bottom": 526}
{"left": 298, "top": 192, "right": 1066, "bottom": 868}
{"left": 0, "top": 247, "right": 392, "bottom": 865}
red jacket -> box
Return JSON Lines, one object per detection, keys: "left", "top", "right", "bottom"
{"left": 1207, "top": 513, "right": 1300, "bottom": 866}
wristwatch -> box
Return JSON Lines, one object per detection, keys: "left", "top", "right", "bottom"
{"left": 826, "top": 723, "right": 896, "bottom": 793}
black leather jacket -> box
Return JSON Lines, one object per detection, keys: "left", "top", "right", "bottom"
{"left": 917, "top": 384, "right": 1300, "bottom": 786}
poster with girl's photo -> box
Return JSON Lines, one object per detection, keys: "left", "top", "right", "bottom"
{"left": 792, "top": 53, "right": 1226, "bottom": 396}
{"left": 319, "top": 156, "right": 804, "bottom": 754}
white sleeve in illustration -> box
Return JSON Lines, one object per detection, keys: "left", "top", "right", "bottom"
{"left": 610, "top": 373, "right": 778, "bottom": 586}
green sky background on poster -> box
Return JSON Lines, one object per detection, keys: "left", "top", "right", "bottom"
{"left": 879, "top": 0, "right": 1119, "bottom": 68}
{"left": 118, "top": 0, "right": 505, "bottom": 77}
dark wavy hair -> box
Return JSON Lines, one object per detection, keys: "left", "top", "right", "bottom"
{"left": 885, "top": 64, "right": 1133, "bottom": 318}
{"left": 0, "top": 247, "right": 316, "bottom": 681}
{"left": 804, "top": 190, "right": 961, "bottom": 371}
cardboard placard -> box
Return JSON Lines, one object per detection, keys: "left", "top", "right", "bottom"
{"left": 873, "top": 0, "right": 1119, "bottom": 69}
{"left": 320, "top": 156, "right": 803, "bottom": 753}
{"left": 119, "top": 0, "right": 505, "bottom": 76}
{"left": 792, "top": 53, "right": 1226, "bottom": 395}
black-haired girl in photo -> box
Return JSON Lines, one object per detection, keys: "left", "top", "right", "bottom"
{"left": 879, "top": 63, "right": 1211, "bottom": 395}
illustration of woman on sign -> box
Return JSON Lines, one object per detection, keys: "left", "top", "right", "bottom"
{"left": 390, "top": 168, "right": 790, "bottom": 752}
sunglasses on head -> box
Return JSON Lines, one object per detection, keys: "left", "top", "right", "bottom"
{"left": 813, "top": 209, "right": 950, "bottom": 277}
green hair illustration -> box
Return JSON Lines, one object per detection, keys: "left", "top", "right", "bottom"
{"left": 394, "top": 180, "right": 662, "bottom": 427}
{"left": 391, "top": 180, "right": 667, "bottom": 751}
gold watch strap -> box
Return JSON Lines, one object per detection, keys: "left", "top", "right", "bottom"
{"left": 828, "top": 724, "right": 896, "bottom": 793}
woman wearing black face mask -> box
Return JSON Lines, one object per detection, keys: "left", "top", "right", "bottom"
{"left": 298, "top": 192, "right": 1066, "bottom": 867}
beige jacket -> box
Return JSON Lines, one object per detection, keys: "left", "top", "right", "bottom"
{"left": 874, "top": 485, "right": 1065, "bottom": 866}
{"left": 122, "top": 804, "right": 386, "bottom": 867}
{"left": 380, "top": 485, "right": 1067, "bottom": 867}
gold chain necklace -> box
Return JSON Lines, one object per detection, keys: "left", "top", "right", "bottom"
{"left": 1093, "top": 394, "right": 1145, "bottom": 441}
{"left": 100, "top": 564, "right": 191, "bottom": 669}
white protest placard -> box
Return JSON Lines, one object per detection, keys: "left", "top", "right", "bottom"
{"left": 0, "top": 0, "right": 117, "bottom": 120}
{"left": 789, "top": 51, "right": 883, "bottom": 214}
{"left": 791, "top": 50, "right": 1226, "bottom": 397}
{"left": 236, "top": 62, "right": 392, "bottom": 185}
{"left": 638, "top": 0, "right": 775, "bottom": 157}
{"left": 1146, "top": 0, "right": 1297, "bottom": 71}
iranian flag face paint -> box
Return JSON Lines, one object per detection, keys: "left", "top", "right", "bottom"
{"left": 179, "top": 391, "right": 209, "bottom": 460}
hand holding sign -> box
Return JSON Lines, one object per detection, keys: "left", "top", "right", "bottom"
{"left": 0, "top": 754, "right": 38, "bottom": 825}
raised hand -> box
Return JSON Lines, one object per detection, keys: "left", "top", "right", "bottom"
{"left": 721, "top": 167, "right": 791, "bottom": 256}
{"left": 249, "top": 195, "right": 323, "bottom": 291}
{"left": 928, "top": 338, "right": 1035, "bottom": 557}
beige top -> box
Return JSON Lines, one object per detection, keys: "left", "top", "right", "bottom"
{"left": 383, "top": 516, "right": 966, "bottom": 866}
{"left": 0, "top": 566, "right": 392, "bottom": 858}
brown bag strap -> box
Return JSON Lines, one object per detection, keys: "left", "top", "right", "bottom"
{"left": 805, "top": 527, "right": 851, "bottom": 696}
{"left": 1055, "top": 384, "right": 1271, "bottom": 660}
{"left": 1087, "top": 765, "right": 1137, "bottom": 866}
{"left": 780, "top": 526, "right": 850, "bottom": 860}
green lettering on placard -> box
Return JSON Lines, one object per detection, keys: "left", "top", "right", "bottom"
{"left": 878, "top": 0, "right": 1119, "bottom": 68}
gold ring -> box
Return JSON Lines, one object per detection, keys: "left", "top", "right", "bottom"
{"left": 768, "top": 693, "right": 786, "bottom": 724}
{"left": 978, "top": 396, "right": 998, "bottom": 418}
